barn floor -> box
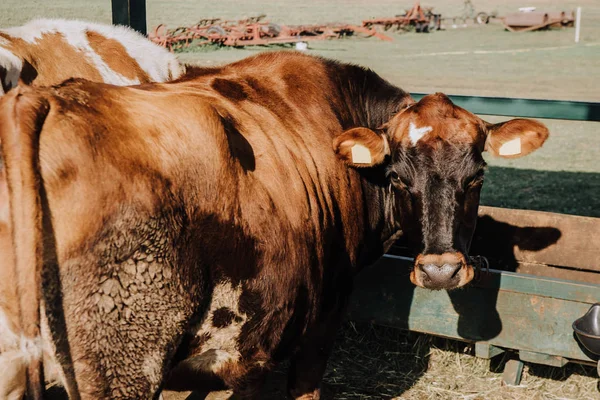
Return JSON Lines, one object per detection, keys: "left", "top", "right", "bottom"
{"left": 161, "top": 322, "right": 599, "bottom": 399}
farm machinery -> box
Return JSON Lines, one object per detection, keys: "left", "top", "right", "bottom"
{"left": 362, "top": 1, "right": 441, "bottom": 33}
{"left": 149, "top": 14, "right": 391, "bottom": 51}
{"left": 452, "top": 0, "right": 497, "bottom": 26}
{"left": 502, "top": 9, "right": 576, "bottom": 32}
{"left": 361, "top": 0, "right": 497, "bottom": 33}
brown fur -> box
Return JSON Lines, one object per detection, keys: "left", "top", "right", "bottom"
{"left": 0, "top": 88, "right": 50, "bottom": 399}
{"left": 84, "top": 31, "right": 151, "bottom": 83}
{"left": 3, "top": 32, "right": 104, "bottom": 86}
{"left": 0, "top": 219, "right": 18, "bottom": 339}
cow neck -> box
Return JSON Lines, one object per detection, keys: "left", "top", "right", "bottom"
{"left": 324, "top": 59, "right": 410, "bottom": 130}
{"left": 352, "top": 165, "right": 401, "bottom": 270}
{"left": 325, "top": 62, "right": 408, "bottom": 266}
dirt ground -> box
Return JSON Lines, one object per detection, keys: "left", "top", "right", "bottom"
{"left": 1, "top": 1, "right": 599, "bottom": 399}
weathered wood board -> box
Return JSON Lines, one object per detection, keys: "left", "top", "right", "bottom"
{"left": 474, "top": 206, "right": 600, "bottom": 273}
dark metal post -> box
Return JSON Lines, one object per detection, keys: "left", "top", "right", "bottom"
{"left": 111, "top": 0, "right": 147, "bottom": 35}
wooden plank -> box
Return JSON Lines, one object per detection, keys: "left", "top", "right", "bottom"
{"left": 473, "top": 206, "right": 600, "bottom": 272}
{"left": 519, "top": 350, "right": 568, "bottom": 367}
{"left": 475, "top": 342, "right": 504, "bottom": 359}
{"left": 502, "top": 360, "right": 524, "bottom": 386}
{"left": 349, "top": 256, "right": 600, "bottom": 363}
{"left": 471, "top": 206, "right": 600, "bottom": 272}
{"left": 514, "top": 262, "right": 600, "bottom": 285}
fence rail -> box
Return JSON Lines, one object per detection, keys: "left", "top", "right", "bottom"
{"left": 410, "top": 93, "right": 600, "bottom": 121}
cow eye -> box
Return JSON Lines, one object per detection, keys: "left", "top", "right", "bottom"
{"left": 389, "top": 171, "right": 400, "bottom": 182}
{"left": 388, "top": 171, "right": 407, "bottom": 188}
{"left": 466, "top": 173, "right": 484, "bottom": 189}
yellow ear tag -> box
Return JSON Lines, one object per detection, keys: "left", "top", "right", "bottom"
{"left": 351, "top": 144, "right": 372, "bottom": 164}
{"left": 498, "top": 137, "right": 522, "bottom": 156}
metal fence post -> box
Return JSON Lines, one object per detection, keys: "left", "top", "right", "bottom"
{"left": 111, "top": 0, "right": 147, "bottom": 35}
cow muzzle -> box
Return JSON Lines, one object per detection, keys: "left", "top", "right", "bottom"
{"left": 410, "top": 252, "right": 474, "bottom": 290}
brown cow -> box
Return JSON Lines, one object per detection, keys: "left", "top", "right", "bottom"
{"left": 0, "top": 51, "right": 548, "bottom": 399}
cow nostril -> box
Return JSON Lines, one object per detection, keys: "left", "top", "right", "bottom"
{"left": 421, "top": 263, "right": 462, "bottom": 284}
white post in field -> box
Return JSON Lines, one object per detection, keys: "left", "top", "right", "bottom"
{"left": 575, "top": 7, "right": 582, "bottom": 43}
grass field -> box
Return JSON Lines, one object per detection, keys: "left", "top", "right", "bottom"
{"left": 1, "top": 1, "right": 599, "bottom": 399}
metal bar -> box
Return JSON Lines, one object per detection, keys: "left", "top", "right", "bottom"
{"left": 410, "top": 93, "right": 600, "bottom": 121}
{"left": 381, "top": 254, "right": 600, "bottom": 303}
{"left": 111, "top": 0, "right": 147, "bottom": 35}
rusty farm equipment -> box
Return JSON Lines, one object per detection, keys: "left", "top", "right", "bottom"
{"left": 503, "top": 10, "right": 576, "bottom": 32}
{"left": 362, "top": 1, "right": 441, "bottom": 33}
{"left": 450, "top": 0, "right": 497, "bottom": 27}
{"left": 149, "top": 15, "right": 391, "bottom": 51}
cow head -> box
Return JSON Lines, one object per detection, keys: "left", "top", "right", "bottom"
{"left": 334, "top": 93, "right": 549, "bottom": 290}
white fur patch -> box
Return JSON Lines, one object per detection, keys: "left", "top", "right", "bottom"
{"left": 188, "top": 281, "right": 248, "bottom": 373}
{"left": 498, "top": 137, "right": 522, "bottom": 156}
{"left": 0, "top": 309, "right": 43, "bottom": 362}
{"left": 0, "top": 350, "right": 27, "bottom": 400}
{"left": 1, "top": 19, "right": 183, "bottom": 84}
{"left": 0, "top": 308, "right": 20, "bottom": 352}
{"left": 408, "top": 122, "right": 433, "bottom": 144}
{"left": 18, "top": 336, "right": 43, "bottom": 363}
{"left": 351, "top": 144, "right": 372, "bottom": 164}
{"left": 0, "top": 47, "right": 22, "bottom": 95}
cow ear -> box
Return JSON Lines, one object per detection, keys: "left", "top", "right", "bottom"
{"left": 333, "top": 127, "right": 390, "bottom": 168}
{"left": 0, "top": 50, "right": 24, "bottom": 95}
{"left": 485, "top": 119, "right": 549, "bottom": 158}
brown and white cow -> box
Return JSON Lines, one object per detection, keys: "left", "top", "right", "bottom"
{"left": 0, "top": 18, "right": 184, "bottom": 95}
{"left": 0, "top": 18, "right": 185, "bottom": 217}
{"left": 0, "top": 18, "right": 186, "bottom": 399}
{"left": 0, "top": 51, "right": 548, "bottom": 399}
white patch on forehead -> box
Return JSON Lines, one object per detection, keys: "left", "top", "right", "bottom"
{"left": 498, "top": 137, "right": 522, "bottom": 156}
{"left": 351, "top": 144, "right": 372, "bottom": 164}
{"left": 408, "top": 122, "right": 433, "bottom": 144}
{"left": 187, "top": 281, "right": 248, "bottom": 373}
{"left": 0, "top": 47, "right": 22, "bottom": 96}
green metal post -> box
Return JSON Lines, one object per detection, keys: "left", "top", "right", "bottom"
{"left": 111, "top": 0, "right": 147, "bottom": 35}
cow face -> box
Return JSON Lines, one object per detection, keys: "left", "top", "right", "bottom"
{"left": 334, "top": 93, "right": 549, "bottom": 290}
